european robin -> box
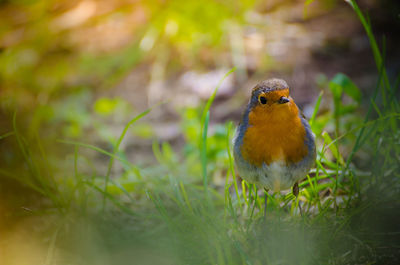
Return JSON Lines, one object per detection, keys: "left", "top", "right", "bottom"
{"left": 233, "top": 79, "right": 316, "bottom": 199}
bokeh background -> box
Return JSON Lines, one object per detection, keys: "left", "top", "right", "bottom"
{"left": 1, "top": 0, "right": 399, "bottom": 166}
{"left": 1, "top": 0, "right": 400, "bottom": 264}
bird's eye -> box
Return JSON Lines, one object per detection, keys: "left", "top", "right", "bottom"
{"left": 258, "top": 95, "right": 267, "bottom": 105}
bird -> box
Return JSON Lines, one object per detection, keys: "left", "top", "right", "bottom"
{"left": 233, "top": 78, "right": 316, "bottom": 214}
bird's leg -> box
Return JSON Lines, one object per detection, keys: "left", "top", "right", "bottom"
{"left": 263, "top": 188, "right": 268, "bottom": 221}
{"left": 293, "top": 182, "right": 303, "bottom": 216}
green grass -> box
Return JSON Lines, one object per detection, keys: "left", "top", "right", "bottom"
{"left": 1, "top": 1, "right": 399, "bottom": 264}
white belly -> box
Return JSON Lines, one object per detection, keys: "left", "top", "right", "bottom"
{"left": 237, "top": 160, "right": 309, "bottom": 192}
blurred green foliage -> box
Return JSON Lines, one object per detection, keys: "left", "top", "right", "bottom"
{"left": 0, "top": 0, "right": 256, "bottom": 141}
{"left": 312, "top": 73, "right": 363, "bottom": 139}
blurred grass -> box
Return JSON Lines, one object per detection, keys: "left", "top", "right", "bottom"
{"left": 1, "top": 1, "right": 400, "bottom": 265}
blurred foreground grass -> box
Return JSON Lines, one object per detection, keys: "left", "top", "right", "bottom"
{"left": 1, "top": 1, "right": 400, "bottom": 265}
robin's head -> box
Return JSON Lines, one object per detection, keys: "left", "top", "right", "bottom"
{"left": 248, "top": 78, "right": 291, "bottom": 111}
{"left": 242, "top": 78, "right": 303, "bottom": 128}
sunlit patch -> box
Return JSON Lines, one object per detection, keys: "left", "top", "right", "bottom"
{"left": 1, "top": 227, "right": 48, "bottom": 265}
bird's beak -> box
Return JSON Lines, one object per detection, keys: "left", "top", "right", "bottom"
{"left": 280, "top": 97, "right": 290, "bottom": 103}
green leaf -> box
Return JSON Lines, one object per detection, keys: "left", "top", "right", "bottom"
{"left": 330, "top": 73, "right": 361, "bottom": 102}
{"left": 337, "top": 104, "right": 358, "bottom": 115}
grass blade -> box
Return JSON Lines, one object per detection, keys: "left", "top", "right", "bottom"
{"left": 102, "top": 103, "right": 162, "bottom": 210}
{"left": 309, "top": 90, "right": 323, "bottom": 127}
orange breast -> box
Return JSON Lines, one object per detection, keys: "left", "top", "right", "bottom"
{"left": 241, "top": 101, "right": 308, "bottom": 166}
